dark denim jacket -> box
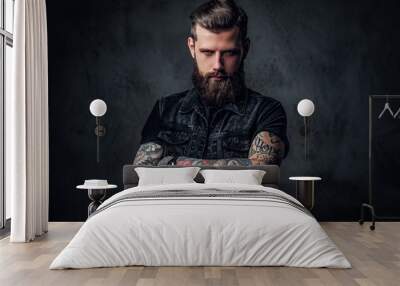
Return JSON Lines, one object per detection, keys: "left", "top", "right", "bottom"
{"left": 140, "top": 88, "right": 289, "bottom": 160}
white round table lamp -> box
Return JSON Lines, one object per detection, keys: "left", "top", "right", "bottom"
{"left": 297, "top": 99, "right": 315, "bottom": 160}
{"left": 90, "top": 99, "right": 107, "bottom": 117}
{"left": 89, "top": 99, "right": 107, "bottom": 163}
{"left": 297, "top": 99, "right": 315, "bottom": 117}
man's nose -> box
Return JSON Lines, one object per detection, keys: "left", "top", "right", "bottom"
{"left": 212, "top": 52, "right": 224, "bottom": 71}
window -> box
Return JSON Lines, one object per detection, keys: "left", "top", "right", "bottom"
{"left": 0, "top": 0, "right": 14, "bottom": 231}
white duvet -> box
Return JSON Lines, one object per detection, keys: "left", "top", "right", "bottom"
{"left": 50, "top": 183, "right": 351, "bottom": 269}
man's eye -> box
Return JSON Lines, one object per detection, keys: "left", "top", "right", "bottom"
{"left": 203, "top": 51, "right": 213, "bottom": 56}
{"left": 224, "top": 51, "right": 238, "bottom": 57}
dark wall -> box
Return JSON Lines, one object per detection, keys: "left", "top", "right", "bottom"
{"left": 47, "top": 0, "right": 400, "bottom": 221}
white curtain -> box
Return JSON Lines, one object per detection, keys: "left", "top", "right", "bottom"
{"left": 7, "top": 0, "right": 49, "bottom": 242}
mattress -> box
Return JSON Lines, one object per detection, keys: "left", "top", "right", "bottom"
{"left": 50, "top": 183, "right": 351, "bottom": 269}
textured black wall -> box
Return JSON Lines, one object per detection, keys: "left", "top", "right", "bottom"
{"left": 47, "top": 0, "right": 400, "bottom": 221}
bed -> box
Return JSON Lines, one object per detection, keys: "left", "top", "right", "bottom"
{"left": 50, "top": 165, "right": 350, "bottom": 269}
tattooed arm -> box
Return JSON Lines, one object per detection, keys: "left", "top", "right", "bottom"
{"left": 175, "top": 131, "right": 285, "bottom": 167}
{"left": 175, "top": 157, "right": 253, "bottom": 167}
{"left": 133, "top": 142, "right": 164, "bottom": 166}
{"left": 248, "top": 131, "right": 285, "bottom": 165}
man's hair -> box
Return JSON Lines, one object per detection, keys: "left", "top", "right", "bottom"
{"left": 190, "top": 0, "right": 248, "bottom": 43}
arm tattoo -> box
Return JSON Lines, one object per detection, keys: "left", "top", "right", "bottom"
{"left": 174, "top": 131, "right": 285, "bottom": 167}
{"left": 176, "top": 157, "right": 253, "bottom": 167}
{"left": 133, "top": 142, "right": 164, "bottom": 166}
{"left": 248, "top": 131, "right": 285, "bottom": 165}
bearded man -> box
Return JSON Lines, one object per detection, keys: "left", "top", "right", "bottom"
{"left": 133, "top": 0, "right": 289, "bottom": 167}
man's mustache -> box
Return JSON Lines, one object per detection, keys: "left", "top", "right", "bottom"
{"left": 205, "top": 72, "right": 230, "bottom": 79}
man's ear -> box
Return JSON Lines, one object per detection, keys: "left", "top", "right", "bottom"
{"left": 242, "top": 38, "right": 250, "bottom": 59}
{"left": 187, "top": 36, "right": 196, "bottom": 59}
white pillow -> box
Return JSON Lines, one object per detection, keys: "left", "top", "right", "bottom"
{"left": 135, "top": 167, "right": 201, "bottom": 186}
{"left": 200, "top": 169, "right": 266, "bottom": 185}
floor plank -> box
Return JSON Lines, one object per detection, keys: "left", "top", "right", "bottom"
{"left": 0, "top": 222, "right": 399, "bottom": 286}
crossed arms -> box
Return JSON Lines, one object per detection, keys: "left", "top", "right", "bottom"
{"left": 133, "top": 131, "right": 285, "bottom": 166}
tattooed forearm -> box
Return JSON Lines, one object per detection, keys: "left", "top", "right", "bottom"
{"left": 221, "top": 158, "right": 253, "bottom": 166}
{"left": 248, "top": 131, "right": 285, "bottom": 165}
{"left": 133, "top": 142, "right": 164, "bottom": 166}
{"left": 174, "top": 131, "right": 285, "bottom": 167}
{"left": 176, "top": 157, "right": 253, "bottom": 167}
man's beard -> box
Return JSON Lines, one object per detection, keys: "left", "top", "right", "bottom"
{"left": 191, "top": 61, "right": 246, "bottom": 107}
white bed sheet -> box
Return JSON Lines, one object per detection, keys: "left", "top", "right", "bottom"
{"left": 50, "top": 183, "right": 351, "bottom": 269}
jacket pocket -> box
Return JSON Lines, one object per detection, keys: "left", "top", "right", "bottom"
{"left": 157, "top": 130, "right": 191, "bottom": 156}
{"left": 221, "top": 134, "right": 251, "bottom": 158}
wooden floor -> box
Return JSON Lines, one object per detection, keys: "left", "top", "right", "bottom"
{"left": 0, "top": 222, "right": 399, "bottom": 286}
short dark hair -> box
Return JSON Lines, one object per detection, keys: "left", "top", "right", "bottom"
{"left": 190, "top": 0, "right": 248, "bottom": 43}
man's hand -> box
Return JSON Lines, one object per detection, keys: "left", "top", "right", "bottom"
{"left": 175, "top": 131, "right": 285, "bottom": 167}
{"left": 157, "top": 156, "right": 176, "bottom": 166}
{"left": 133, "top": 142, "right": 164, "bottom": 166}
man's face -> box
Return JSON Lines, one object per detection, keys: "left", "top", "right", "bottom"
{"left": 188, "top": 25, "right": 249, "bottom": 106}
{"left": 188, "top": 25, "right": 247, "bottom": 80}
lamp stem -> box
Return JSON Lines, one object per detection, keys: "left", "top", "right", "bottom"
{"left": 96, "top": 117, "right": 100, "bottom": 163}
{"left": 304, "top": 116, "right": 307, "bottom": 161}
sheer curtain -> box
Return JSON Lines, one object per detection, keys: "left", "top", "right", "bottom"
{"left": 7, "top": 0, "right": 49, "bottom": 242}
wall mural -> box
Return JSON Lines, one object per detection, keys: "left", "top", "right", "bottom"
{"left": 47, "top": 0, "right": 400, "bottom": 221}
{"left": 132, "top": 1, "right": 289, "bottom": 169}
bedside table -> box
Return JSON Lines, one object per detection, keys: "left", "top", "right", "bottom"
{"left": 77, "top": 180, "right": 117, "bottom": 217}
{"left": 289, "top": 176, "right": 322, "bottom": 210}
